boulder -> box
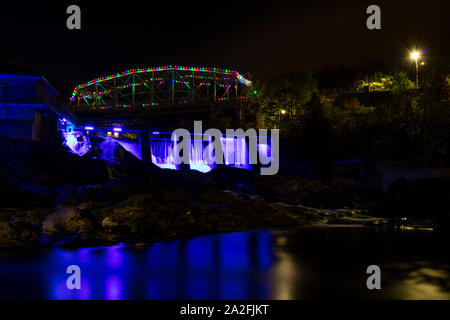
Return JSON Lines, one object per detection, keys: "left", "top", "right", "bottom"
{"left": 41, "top": 207, "right": 95, "bottom": 245}
{"left": 102, "top": 217, "right": 119, "bottom": 232}
{"left": 0, "top": 220, "right": 40, "bottom": 247}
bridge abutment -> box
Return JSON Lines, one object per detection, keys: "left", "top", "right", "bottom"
{"left": 139, "top": 128, "right": 151, "bottom": 162}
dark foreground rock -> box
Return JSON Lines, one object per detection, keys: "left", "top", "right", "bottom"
{"left": 0, "top": 187, "right": 333, "bottom": 248}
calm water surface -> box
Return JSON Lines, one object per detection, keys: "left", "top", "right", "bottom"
{"left": 0, "top": 226, "right": 449, "bottom": 300}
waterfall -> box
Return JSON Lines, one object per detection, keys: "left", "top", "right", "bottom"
{"left": 62, "top": 130, "right": 269, "bottom": 174}
{"left": 150, "top": 138, "right": 178, "bottom": 170}
{"left": 99, "top": 138, "right": 119, "bottom": 162}
{"left": 149, "top": 136, "right": 215, "bottom": 173}
{"left": 189, "top": 138, "right": 215, "bottom": 173}
{"left": 220, "top": 136, "right": 250, "bottom": 170}
{"left": 63, "top": 131, "right": 90, "bottom": 157}
{"left": 147, "top": 134, "right": 265, "bottom": 173}
{"left": 257, "top": 142, "right": 272, "bottom": 165}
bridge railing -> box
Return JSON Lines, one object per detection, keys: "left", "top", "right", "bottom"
{"left": 70, "top": 67, "right": 252, "bottom": 112}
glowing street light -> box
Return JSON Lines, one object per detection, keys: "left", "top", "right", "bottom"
{"left": 410, "top": 51, "right": 420, "bottom": 61}
{"left": 280, "top": 109, "right": 287, "bottom": 115}
{"left": 410, "top": 50, "right": 423, "bottom": 87}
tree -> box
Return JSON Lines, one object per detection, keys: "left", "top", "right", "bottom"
{"left": 417, "top": 64, "right": 450, "bottom": 156}
{"left": 356, "top": 70, "right": 415, "bottom": 92}
{"left": 258, "top": 72, "right": 317, "bottom": 133}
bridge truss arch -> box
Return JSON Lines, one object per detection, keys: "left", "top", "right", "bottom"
{"left": 70, "top": 66, "right": 254, "bottom": 111}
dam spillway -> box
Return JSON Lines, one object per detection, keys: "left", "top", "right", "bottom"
{"left": 62, "top": 129, "right": 271, "bottom": 174}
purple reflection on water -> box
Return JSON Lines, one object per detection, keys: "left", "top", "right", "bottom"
{"left": 51, "top": 275, "right": 91, "bottom": 300}
{"left": 105, "top": 275, "right": 122, "bottom": 300}
{"left": 106, "top": 244, "right": 125, "bottom": 269}
{"left": 0, "top": 230, "right": 274, "bottom": 300}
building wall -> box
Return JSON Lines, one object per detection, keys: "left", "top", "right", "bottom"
{"left": 40, "top": 113, "right": 57, "bottom": 145}
{"left": 0, "top": 74, "right": 60, "bottom": 143}
{"left": 0, "top": 121, "right": 33, "bottom": 140}
{"left": 0, "top": 105, "right": 35, "bottom": 140}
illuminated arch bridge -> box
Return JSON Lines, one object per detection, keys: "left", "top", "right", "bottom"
{"left": 70, "top": 66, "right": 254, "bottom": 111}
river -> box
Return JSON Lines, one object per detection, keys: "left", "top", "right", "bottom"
{"left": 0, "top": 225, "right": 448, "bottom": 299}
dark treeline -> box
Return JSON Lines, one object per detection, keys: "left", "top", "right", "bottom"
{"left": 244, "top": 60, "right": 450, "bottom": 168}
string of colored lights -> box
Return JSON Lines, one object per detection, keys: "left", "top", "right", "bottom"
{"left": 92, "top": 96, "right": 246, "bottom": 109}
{"left": 70, "top": 65, "right": 253, "bottom": 102}
{"left": 82, "top": 80, "right": 234, "bottom": 99}
{"left": 97, "top": 102, "right": 160, "bottom": 109}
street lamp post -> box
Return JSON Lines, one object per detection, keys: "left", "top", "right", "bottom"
{"left": 278, "top": 109, "right": 287, "bottom": 128}
{"left": 410, "top": 50, "right": 422, "bottom": 87}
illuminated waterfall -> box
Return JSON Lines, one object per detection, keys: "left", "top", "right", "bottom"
{"left": 99, "top": 139, "right": 116, "bottom": 162}
{"left": 150, "top": 138, "right": 178, "bottom": 170}
{"left": 63, "top": 131, "right": 91, "bottom": 157}
{"left": 220, "top": 136, "right": 250, "bottom": 170}
{"left": 147, "top": 135, "right": 265, "bottom": 173}
{"left": 64, "top": 130, "right": 268, "bottom": 174}
{"left": 257, "top": 142, "right": 272, "bottom": 165}
{"left": 189, "top": 137, "right": 216, "bottom": 173}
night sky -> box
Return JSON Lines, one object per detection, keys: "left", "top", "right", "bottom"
{"left": 1, "top": 0, "right": 449, "bottom": 96}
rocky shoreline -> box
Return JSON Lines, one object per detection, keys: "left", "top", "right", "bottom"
{"left": 0, "top": 183, "right": 388, "bottom": 249}
{"left": 0, "top": 137, "right": 446, "bottom": 249}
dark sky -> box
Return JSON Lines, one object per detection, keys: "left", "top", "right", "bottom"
{"left": 1, "top": 0, "right": 449, "bottom": 96}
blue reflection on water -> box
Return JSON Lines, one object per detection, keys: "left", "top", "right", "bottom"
{"left": 1, "top": 227, "right": 448, "bottom": 299}
{"left": 187, "top": 237, "right": 214, "bottom": 270}
{"left": 51, "top": 277, "right": 92, "bottom": 300}
{"left": 0, "top": 230, "right": 273, "bottom": 300}
{"left": 105, "top": 275, "right": 122, "bottom": 300}
{"left": 106, "top": 244, "right": 125, "bottom": 269}
{"left": 219, "top": 232, "right": 249, "bottom": 270}
{"left": 257, "top": 230, "right": 273, "bottom": 271}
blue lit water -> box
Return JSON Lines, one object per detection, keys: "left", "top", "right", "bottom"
{"left": 0, "top": 226, "right": 448, "bottom": 300}
{"left": 64, "top": 130, "right": 270, "bottom": 173}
